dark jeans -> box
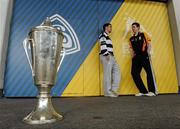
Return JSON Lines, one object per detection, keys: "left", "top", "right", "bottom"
{"left": 131, "top": 55, "right": 155, "bottom": 94}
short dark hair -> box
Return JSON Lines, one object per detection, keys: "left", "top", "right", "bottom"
{"left": 103, "top": 23, "right": 111, "bottom": 31}
{"left": 132, "top": 22, "right": 140, "bottom": 28}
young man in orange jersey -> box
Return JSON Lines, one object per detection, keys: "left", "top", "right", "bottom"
{"left": 129, "top": 22, "right": 156, "bottom": 97}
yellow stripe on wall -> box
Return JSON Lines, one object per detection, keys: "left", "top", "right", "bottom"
{"left": 62, "top": 43, "right": 101, "bottom": 96}
{"left": 62, "top": 0, "right": 178, "bottom": 96}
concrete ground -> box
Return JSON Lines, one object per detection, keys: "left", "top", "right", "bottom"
{"left": 0, "top": 94, "right": 180, "bottom": 129}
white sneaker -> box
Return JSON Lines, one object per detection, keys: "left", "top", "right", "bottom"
{"left": 155, "top": 91, "right": 158, "bottom": 95}
{"left": 104, "top": 94, "right": 117, "bottom": 97}
{"left": 145, "top": 92, "right": 156, "bottom": 97}
{"left": 135, "top": 93, "right": 145, "bottom": 96}
{"left": 110, "top": 90, "right": 119, "bottom": 97}
{"left": 104, "top": 92, "right": 118, "bottom": 98}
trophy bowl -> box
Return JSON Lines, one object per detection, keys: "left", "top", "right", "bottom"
{"left": 23, "top": 18, "right": 65, "bottom": 124}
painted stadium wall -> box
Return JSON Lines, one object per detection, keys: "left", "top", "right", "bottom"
{"left": 3, "top": 0, "right": 178, "bottom": 97}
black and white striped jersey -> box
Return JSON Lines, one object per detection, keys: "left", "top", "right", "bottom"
{"left": 99, "top": 32, "right": 114, "bottom": 56}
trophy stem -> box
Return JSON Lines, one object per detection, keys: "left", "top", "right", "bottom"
{"left": 23, "top": 84, "right": 63, "bottom": 124}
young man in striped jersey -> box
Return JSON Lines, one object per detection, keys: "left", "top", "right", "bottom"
{"left": 129, "top": 22, "right": 156, "bottom": 97}
{"left": 99, "top": 23, "right": 120, "bottom": 97}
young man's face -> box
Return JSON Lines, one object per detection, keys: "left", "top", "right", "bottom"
{"left": 106, "top": 25, "right": 112, "bottom": 33}
{"left": 132, "top": 25, "right": 140, "bottom": 34}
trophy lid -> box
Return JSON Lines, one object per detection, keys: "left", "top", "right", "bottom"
{"left": 41, "top": 17, "right": 52, "bottom": 26}
{"left": 29, "top": 17, "right": 63, "bottom": 36}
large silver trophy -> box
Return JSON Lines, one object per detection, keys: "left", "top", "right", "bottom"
{"left": 23, "top": 18, "right": 65, "bottom": 124}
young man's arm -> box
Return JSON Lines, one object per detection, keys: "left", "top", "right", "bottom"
{"left": 129, "top": 39, "right": 136, "bottom": 58}
{"left": 99, "top": 36, "right": 110, "bottom": 61}
{"left": 143, "top": 32, "right": 152, "bottom": 55}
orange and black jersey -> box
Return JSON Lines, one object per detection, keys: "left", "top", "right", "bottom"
{"left": 129, "top": 32, "right": 151, "bottom": 56}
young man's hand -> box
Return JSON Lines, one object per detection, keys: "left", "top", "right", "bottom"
{"left": 106, "top": 55, "right": 110, "bottom": 61}
{"left": 130, "top": 48, "right": 136, "bottom": 58}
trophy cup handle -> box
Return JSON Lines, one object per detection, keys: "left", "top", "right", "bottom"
{"left": 23, "top": 38, "right": 35, "bottom": 76}
{"left": 57, "top": 47, "right": 66, "bottom": 72}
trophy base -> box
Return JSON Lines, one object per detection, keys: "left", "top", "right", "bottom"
{"left": 23, "top": 96, "right": 63, "bottom": 124}
{"left": 23, "top": 111, "right": 63, "bottom": 124}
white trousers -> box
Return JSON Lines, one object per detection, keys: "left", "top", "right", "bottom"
{"left": 100, "top": 55, "right": 121, "bottom": 95}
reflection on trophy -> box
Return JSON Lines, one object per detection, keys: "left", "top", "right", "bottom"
{"left": 23, "top": 17, "right": 65, "bottom": 124}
